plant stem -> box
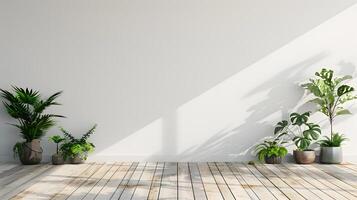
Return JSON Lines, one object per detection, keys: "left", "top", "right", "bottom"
{"left": 56, "top": 144, "right": 59, "bottom": 154}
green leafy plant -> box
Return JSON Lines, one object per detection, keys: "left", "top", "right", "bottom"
{"left": 0, "top": 86, "right": 63, "bottom": 156}
{"left": 319, "top": 133, "right": 347, "bottom": 147}
{"left": 60, "top": 125, "right": 97, "bottom": 160}
{"left": 255, "top": 137, "right": 288, "bottom": 162}
{"left": 274, "top": 112, "right": 321, "bottom": 151}
{"left": 302, "top": 68, "right": 357, "bottom": 146}
{"left": 49, "top": 135, "right": 65, "bottom": 154}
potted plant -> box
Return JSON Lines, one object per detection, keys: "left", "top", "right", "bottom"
{"left": 60, "top": 125, "right": 96, "bottom": 164}
{"left": 255, "top": 137, "right": 288, "bottom": 164}
{"left": 302, "top": 68, "right": 357, "bottom": 163}
{"left": 0, "top": 87, "right": 63, "bottom": 165}
{"left": 319, "top": 133, "right": 347, "bottom": 164}
{"left": 49, "top": 135, "right": 65, "bottom": 165}
{"left": 274, "top": 112, "right": 321, "bottom": 164}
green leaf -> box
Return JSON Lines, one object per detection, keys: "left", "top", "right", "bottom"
{"left": 290, "top": 112, "right": 310, "bottom": 126}
{"left": 337, "top": 85, "right": 354, "bottom": 97}
{"left": 274, "top": 120, "right": 288, "bottom": 134}
{"left": 336, "top": 109, "right": 352, "bottom": 116}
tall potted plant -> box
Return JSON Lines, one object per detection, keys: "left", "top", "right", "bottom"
{"left": 0, "top": 87, "right": 63, "bottom": 165}
{"left": 302, "top": 68, "right": 357, "bottom": 163}
{"left": 274, "top": 112, "right": 321, "bottom": 164}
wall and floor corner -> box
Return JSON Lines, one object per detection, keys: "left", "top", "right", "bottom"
{"left": 1, "top": 0, "right": 357, "bottom": 162}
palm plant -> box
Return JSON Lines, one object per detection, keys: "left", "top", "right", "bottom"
{"left": 302, "top": 68, "right": 357, "bottom": 145}
{"left": 49, "top": 135, "right": 65, "bottom": 154}
{"left": 0, "top": 87, "right": 63, "bottom": 156}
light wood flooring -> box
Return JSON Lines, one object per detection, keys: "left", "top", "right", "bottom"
{"left": 1, "top": 162, "right": 357, "bottom": 199}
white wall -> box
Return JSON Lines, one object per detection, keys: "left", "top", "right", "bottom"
{"left": 1, "top": 0, "right": 357, "bottom": 162}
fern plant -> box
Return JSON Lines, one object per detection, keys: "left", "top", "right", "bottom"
{"left": 60, "top": 125, "right": 97, "bottom": 160}
{"left": 319, "top": 133, "right": 347, "bottom": 147}
{"left": 274, "top": 112, "right": 321, "bottom": 151}
{"left": 302, "top": 68, "right": 357, "bottom": 146}
{"left": 255, "top": 137, "right": 288, "bottom": 161}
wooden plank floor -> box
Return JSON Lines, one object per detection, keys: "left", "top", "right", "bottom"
{"left": 1, "top": 162, "right": 357, "bottom": 200}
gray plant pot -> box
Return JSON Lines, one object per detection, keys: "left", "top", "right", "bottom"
{"left": 19, "top": 139, "right": 43, "bottom": 165}
{"left": 52, "top": 154, "right": 64, "bottom": 165}
{"left": 320, "top": 147, "right": 343, "bottom": 164}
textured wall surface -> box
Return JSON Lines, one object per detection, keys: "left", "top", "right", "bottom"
{"left": 1, "top": 0, "right": 357, "bottom": 162}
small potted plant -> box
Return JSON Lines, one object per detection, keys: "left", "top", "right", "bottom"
{"left": 302, "top": 68, "right": 357, "bottom": 164}
{"left": 0, "top": 87, "right": 63, "bottom": 165}
{"left": 274, "top": 112, "right": 321, "bottom": 164}
{"left": 49, "top": 135, "right": 65, "bottom": 165}
{"left": 60, "top": 125, "right": 96, "bottom": 164}
{"left": 255, "top": 137, "right": 288, "bottom": 164}
{"left": 319, "top": 133, "right": 347, "bottom": 164}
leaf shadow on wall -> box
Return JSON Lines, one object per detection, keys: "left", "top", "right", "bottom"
{"left": 170, "top": 53, "right": 329, "bottom": 161}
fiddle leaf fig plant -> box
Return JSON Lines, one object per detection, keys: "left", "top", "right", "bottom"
{"left": 275, "top": 112, "right": 321, "bottom": 151}
{"left": 302, "top": 68, "right": 357, "bottom": 147}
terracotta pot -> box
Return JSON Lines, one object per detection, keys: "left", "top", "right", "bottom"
{"left": 70, "top": 155, "right": 85, "bottom": 164}
{"left": 52, "top": 153, "right": 64, "bottom": 165}
{"left": 265, "top": 156, "right": 282, "bottom": 164}
{"left": 293, "top": 150, "right": 316, "bottom": 164}
{"left": 19, "top": 139, "right": 43, "bottom": 165}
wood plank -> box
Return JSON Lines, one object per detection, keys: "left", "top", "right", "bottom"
{"left": 0, "top": 164, "right": 53, "bottom": 198}
{"left": 245, "top": 164, "right": 288, "bottom": 200}
{"left": 0, "top": 165, "right": 38, "bottom": 186}
{"left": 131, "top": 162, "right": 157, "bottom": 200}
{"left": 230, "top": 163, "right": 276, "bottom": 200}
{"left": 302, "top": 164, "right": 357, "bottom": 198}
{"left": 265, "top": 164, "right": 321, "bottom": 199}
{"left": 284, "top": 164, "right": 355, "bottom": 200}
{"left": 215, "top": 162, "right": 251, "bottom": 200}
{"left": 313, "top": 164, "right": 357, "bottom": 190}
{"left": 158, "top": 162, "right": 178, "bottom": 200}
{"left": 177, "top": 162, "right": 194, "bottom": 200}
{"left": 226, "top": 163, "right": 259, "bottom": 200}
{"left": 66, "top": 163, "right": 112, "bottom": 200}
{"left": 254, "top": 164, "right": 305, "bottom": 200}
{"left": 197, "top": 162, "right": 223, "bottom": 200}
{"left": 147, "top": 162, "right": 164, "bottom": 200}
{"left": 272, "top": 164, "right": 333, "bottom": 200}
{"left": 82, "top": 162, "right": 120, "bottom": 200}
{"left": 8, "top": 163, "right": 92, "bottom": 200}
{"left": 0, "top": 163, "right": 19, "bottom": 174}
{"left": 52, "top": 163, "right": 104, "bottom": 200}
{"left": 188, "top": 163, "right": 207, "bottom": 200}
{"left": 94, "top": 162, "right": 133, "bottom": 200}
{"left": 207, "top": 162, "right": 234, "bottom": 200}
{"left": 110, "top": 162, "right": 139, "bottom": 199}
{"left": 119, "top": 162, "right": 147, "bottom": 199}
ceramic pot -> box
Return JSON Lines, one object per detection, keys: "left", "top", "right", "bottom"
{"left": 320, "top": 147, "right": 343, "bottom": 164}
{"left": 265, "top": 156, "right": 282, "bottom": 164}
{"left": 293, "top": 150, "right": 316, "bottom": 164}
{"left": 19, "top": 139, "right": 43, "bottom": 165}
{"left": 52, "top": 153, "right": 64, "bottom": 165}
{"left": 70, "top": 155, "right": 84, "bottom": 164}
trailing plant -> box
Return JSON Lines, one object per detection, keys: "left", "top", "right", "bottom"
{"left": 49, "top": 135, "right": 65, "bottom": 154}
{"left": 319, "top": 133, "right": 347, "bottom": 147}
{"left": 255, "top": 137, "right": 288, "bottom": 162}
{"left": 0, "top": 86, "right": 63, "bottom": 156}
{"left": 302, "top": 68, "right": 357, "bottom": 146}
{"left": 274, "top": 112, "right": 321, "bottom": 151}
{"left": 60, "top": 125, "right": 97, "bottom": 160}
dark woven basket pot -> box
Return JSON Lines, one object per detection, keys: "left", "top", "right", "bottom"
{"left": 19, "top": 139, "right": 43, "bottom": 165}
{"left": 265, "top": 156, "right": 282, "bottom": 164}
